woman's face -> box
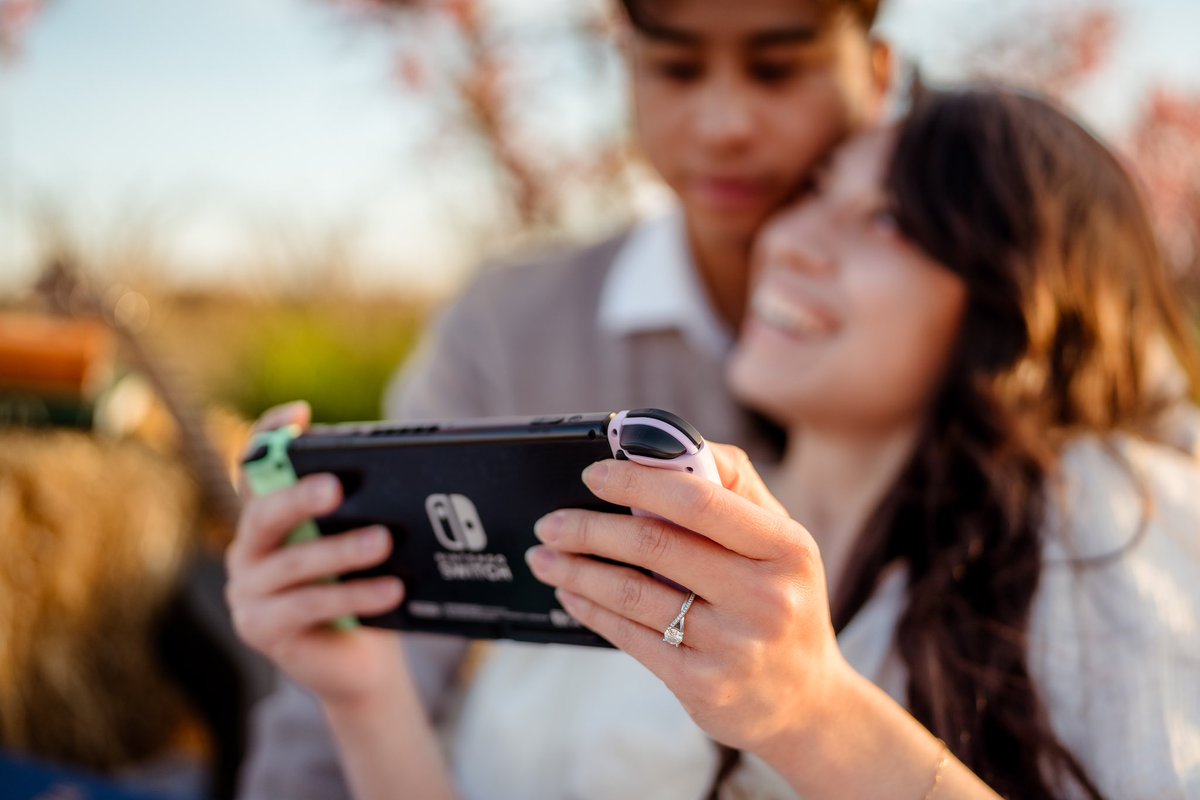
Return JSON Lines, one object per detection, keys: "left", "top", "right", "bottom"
{"left": 727, "top": 130, "right": 968, "bottom": 433}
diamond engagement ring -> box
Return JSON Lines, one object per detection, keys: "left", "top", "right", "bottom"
{"left": 662, "top": 591, "right": 696, "bottom": 647}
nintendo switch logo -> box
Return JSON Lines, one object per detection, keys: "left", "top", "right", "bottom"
{"left": 425, "top": 493, "right": 487, "bottom": 552}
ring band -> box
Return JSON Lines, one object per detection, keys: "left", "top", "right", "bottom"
{"left": 662, "top": 591, "right": 696, "bottom": 647}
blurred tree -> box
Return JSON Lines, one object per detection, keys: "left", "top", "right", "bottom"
{"left": 1128, "top": 90, "right": 1200, "bottom": 284}
{"left": 965, "top": 7, "right": 1118, "bottom": 99}
{"left": 323, "top": 0, "right": 636, "bottom": 239}
{"left": 966, "top": 5, "right": 1200, "bottom": 288}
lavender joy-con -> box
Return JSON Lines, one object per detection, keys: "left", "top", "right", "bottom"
{"left": 604, "top": 408, "right": 723, "bottom": 518}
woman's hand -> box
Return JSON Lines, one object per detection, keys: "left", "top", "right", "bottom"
{"left": 227, "top": 402, "right": 456, "bottom": 800}
{"left": 525, "top": 442, "right": 854, "bottom": 759}
{"left": 225, "top": 401, "right": 407, "bottom": 708}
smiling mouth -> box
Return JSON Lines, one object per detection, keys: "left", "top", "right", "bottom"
{"left": 750, "top": 285, "right": 840, "bottom": 337}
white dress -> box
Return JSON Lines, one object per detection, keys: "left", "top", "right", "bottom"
{"left": 445, "top": 435, "right": 1200, "bottom": 799}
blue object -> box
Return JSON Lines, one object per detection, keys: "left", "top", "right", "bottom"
{"left": 0, "top": 752, "right": 171, "bottom": 800}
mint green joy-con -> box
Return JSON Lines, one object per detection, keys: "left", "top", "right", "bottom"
{"left": 243, "top": 425, "right": 358, "bottom": 631}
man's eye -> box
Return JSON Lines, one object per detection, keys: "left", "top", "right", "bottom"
{"left": 749, "top": 62, "right": 798, "bottom": 85}
{"left": 655, "top": 61, "right": 703, "bottom": 82}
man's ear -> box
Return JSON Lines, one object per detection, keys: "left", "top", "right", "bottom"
{"left": 613, "top": 10, "right": 636, "bottom": 60}
{"left": 868, "top": 38, "right": 895, "bottom": 112}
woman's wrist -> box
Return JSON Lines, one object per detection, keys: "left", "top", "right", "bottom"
{"left": 318, "top": 645, "right": 418, "bottom": 742}
{"left": 320, "top": 651, "right": 457, "bottom": 800}
{"left": 753, "top": 663, "right": 950, "bottom": 800}
{"left": 299, "top": 630, "right": 414, "bottom": 714}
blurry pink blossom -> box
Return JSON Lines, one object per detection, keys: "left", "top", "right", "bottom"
{"left": 969, "top": 8, "right": 1118, "bottom": 98}
{"left": 440, "top": 0, "right": 477, "bottom": 30}
{"left": 1127, "top": 89, "right": 1200, "bottom": 275}
{"left": 393, "top": 52, "right": 427, "bottom": 92}
{"left": 0, "top": 0, "right": 44, "bottom": 65}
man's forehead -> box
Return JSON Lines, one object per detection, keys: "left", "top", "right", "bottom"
{"left": 627, "top": 0, "right": 827, "bottom": 46}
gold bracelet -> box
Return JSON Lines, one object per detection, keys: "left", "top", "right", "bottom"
{"left": 922, "top": 742, "right": 951, "bottom": 800}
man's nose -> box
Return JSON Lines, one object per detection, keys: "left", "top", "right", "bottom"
{"left": 693, "top": 73, "right": 755, "bottom": 153}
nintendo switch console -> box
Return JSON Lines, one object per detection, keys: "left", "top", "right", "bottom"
{"left": 242, "top": 409, "right": 721, "bottom": 647}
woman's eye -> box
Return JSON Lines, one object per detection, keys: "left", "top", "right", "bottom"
{"left": 868, "top": 207, "right": 900, "bottom": 235}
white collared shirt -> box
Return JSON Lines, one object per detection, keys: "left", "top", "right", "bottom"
{"left": 597, "top": 210, "right": 733, "bottom": 360}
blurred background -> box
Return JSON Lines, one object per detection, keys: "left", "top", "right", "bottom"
{"left": 0, "top": 0, "right": 1197, "bottom": 797}
{"left": 2, "top": 0, "right": 1199, "bottom": 423}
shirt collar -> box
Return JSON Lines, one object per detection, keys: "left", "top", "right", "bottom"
{"left": 596, "top": 209, "right": 733, "bottom": 360}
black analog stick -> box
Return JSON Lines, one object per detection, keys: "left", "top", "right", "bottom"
{"left": 618, "top": 423, "right": 688, "bottom": 460}
{"left": 625, "top": 408, "right": 703, "bottom": 447}
{"left": 242, "top": 442, "right": 270, "bottom": 465}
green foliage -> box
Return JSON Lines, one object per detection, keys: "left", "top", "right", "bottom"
{"left": 221, "top": 304, "right": 425, "bottom": 424}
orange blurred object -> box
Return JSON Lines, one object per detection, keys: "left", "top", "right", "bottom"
{"left": 0, "top": 312, "right": 115, "bottom": 399}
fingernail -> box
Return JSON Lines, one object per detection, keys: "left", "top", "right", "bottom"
{"left": 534, "top": 511, "right": 564, "bottom": 543}
{"left": 525, "top": 545, "right": 557, "bottom": 571}
{"left": 311, "top": 476, "right": 339, "bottom": 507}
{"left": 582, "top": 462, "right": 609, "bottom": 490}
{"left": 555, "top": 588, "right": 577, "bottom": 610}
{"left": 360, "top": 526, "right": 389, "bottom": 554}
{"left": 278, "top": 400, "right": 308, "bottom": 418}
{"left": 378, "top": 578, "right": 403, "bottom": 601}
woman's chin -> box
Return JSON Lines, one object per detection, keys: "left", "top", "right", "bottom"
{"left": 726, "top": 354, "right": 808, "bottom": 430}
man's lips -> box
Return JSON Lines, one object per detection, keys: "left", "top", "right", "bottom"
{"left": 689, "top": 176, "right": 772, "bottom": 210}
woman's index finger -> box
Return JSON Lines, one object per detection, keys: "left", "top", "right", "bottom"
{"left": 584, "top": 459, "right": 808, "bottom": 563}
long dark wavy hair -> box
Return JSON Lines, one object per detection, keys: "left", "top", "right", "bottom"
{"left": 708, "top": 86, "right": 1200, "bottom": 799}
{"left": 821, "top": 86, "right": 1200, "bottom": 798}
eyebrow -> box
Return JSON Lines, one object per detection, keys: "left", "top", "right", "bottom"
{"left": 636, "top": 24, "right": 821, "bottom": 48}
{"left": 635, "top": 22, "right": 702, "bottom": 45}
{"left": 748, "top": 26, "right": 821, "bottom": 48}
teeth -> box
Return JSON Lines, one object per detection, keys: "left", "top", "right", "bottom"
{"left": 751, "top": 286, "right": 835, "bottom": 336}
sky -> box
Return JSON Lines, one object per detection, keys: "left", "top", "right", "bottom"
{"left": 3, "top": 0, "right": 1199, "bottom": 296}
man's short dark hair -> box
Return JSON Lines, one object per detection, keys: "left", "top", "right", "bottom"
{"left": 619, "top": 0, "right": 882, "bottom": 32}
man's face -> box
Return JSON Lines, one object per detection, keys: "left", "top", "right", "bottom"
{"left": 626, "top": 0, "right": 886, "bottom": 246}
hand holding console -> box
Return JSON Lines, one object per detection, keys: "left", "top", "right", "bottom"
{"left": 238, "top": 408, "right": 721, "bottom": 646}
{"left": 226, "top": 401, "right": 407, "bottom": 710}
{"left": 242, "top": 424, "right": 360, "bottom": 631}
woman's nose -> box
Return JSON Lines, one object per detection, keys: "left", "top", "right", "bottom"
{"left": 758, "top": 208, "right": 836, "bottom": 278}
